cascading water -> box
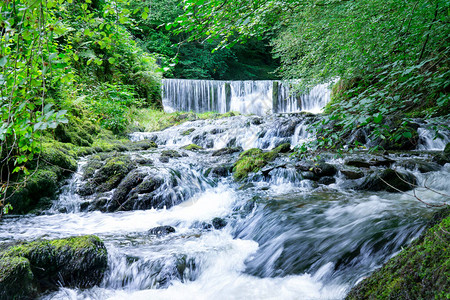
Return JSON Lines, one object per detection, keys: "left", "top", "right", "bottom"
{"left": 0, "top": 113, "right": 448, "bottom": 300}
{"left": 161, "top": 79, "right": 331, "bottom": 115}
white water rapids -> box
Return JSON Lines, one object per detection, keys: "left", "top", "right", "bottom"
{"left": 0, "top": 101, "right": 449, "bottom": 299}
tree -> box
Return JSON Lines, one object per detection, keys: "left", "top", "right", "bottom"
{"left": 170, "top": 0, "right": 450, "bottom": 152}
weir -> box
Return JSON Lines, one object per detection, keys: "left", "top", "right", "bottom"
{"left": 162, "top": 79, "right": 331, "bottom": 115}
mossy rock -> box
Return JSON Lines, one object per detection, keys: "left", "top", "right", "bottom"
{"left": 40, "top": 144, "right": 78, "bottom": 176}
{"left": 233, "top": 148, "right": 281, "bottom": 181}
{"left": 346, "top": 209, "right": 450, "bottom": 299}
{"left": 8, "top": 169, "right": 59, "bottom": 214}
{"left": 160, "top": 150, "right": 183, "bottom": 158}
{"left": 181, "top": 128, "right": 195, "bottom": 136}
{"left": 0, "top": 256, "right": 37, "bottom": 299}
{"left": 94, "top": 155, "right": 136, "bottom": 192}
{"left": 0, "top": 235, "right": 107, "bottom": 296}
{"left": 54, "top": 115, "right": 99, "bottom": 147}
{"left": 181, "top": 144, "right": 203, "bottom": 151}
{"left": 128, "top": 140, "right": 158, "bottom": 151}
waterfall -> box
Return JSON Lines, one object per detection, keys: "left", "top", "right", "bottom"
{"left": 161, "top": 79, "right": 331, "bottom": 115}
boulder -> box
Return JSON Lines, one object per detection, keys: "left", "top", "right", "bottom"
{"left": 212, "top": 218, "right": 227, "bottom": 229}
{"left": 0, "top": 236, "right": 107, "bottom": 295}
{"left": 358, "top": 169, "right": 417, "bottom": 192}
{"left": 205, "top": 165, "right": 232, "bottom": 178}
{"left": 341, "top": 168, "right": 364, "bottom": 179}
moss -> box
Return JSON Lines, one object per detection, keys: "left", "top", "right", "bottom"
{"left": 181, "top": 144, "right": 203, "bottom": 151}
{"left": 181, "top": 128, "right": 195, "bottom": 136}
{"left": 94, "top": 155, "right": 136, "bottom": 192}
{"left": 8, "top": 169, "right": 59, "bottom": 214}
{"left": 346, "top": 209, "right": 450, "bottom": 300}
{"left": 2, "top": 235, "right": 108, "bottom": 291}
{"left": 0, "top": 256, "right": 37, "bottom": 299}
{"left": 233, "top": 148, "right": 271, "bottom": 181}
{"left": 232, "top": 145, "right": 292, "bottom": 181}
{"left": 40, "top": 143, "right": 78, "bottom": 175}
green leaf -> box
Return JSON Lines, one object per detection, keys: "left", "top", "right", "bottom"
{"left": 0, "top": 57, "right": 7, "bottom": 67}
{"left": 142, "top": 11, "right": 149, "bottom": 20}
{"left": 373, "top": 113, "right": 383, "bottom": 124}
{"left": 403, "top": 131, "right": 412, "bottom": 139}
{"left": 108, "top": 57, "right": 115, "bottom": 64}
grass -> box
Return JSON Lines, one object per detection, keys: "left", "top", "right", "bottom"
{"left": 129, "top": 108, "right": 240, "bottom": 132}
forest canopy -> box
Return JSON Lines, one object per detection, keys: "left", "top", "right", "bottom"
{"left": 170, "top": 0, "right": 450, "bottom": 152}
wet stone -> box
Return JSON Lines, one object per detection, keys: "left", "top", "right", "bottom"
{"left": 148, "top": 226, "right": 176, "bottom": 237}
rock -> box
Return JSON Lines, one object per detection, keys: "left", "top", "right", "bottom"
{"left": 341, "top": 168, "right": 364, "bottom": 179}
{"left": 345, "top": 209, "right": 450, "bottom": 300}
{"left": 251, "top": 117, "right": 263, "bottom": 125}
{"left": 212, "top": 218, "right": 227, "bottom": 229}
{"left": 8, "top": 169, "right": 59, "bottom": 214}
{"left": 358, "top": 169, "right": 417, "bottom": 192}
{"left": 318, "top": 176, "right": 336, "bottom": 185}
{"left": 205, "top": 165, "right": 232, "bottom": 178}
{"left": 161, "top": 150, "right": 182, "bottom": 158}
{"left": 433, "top": 143, "right": 450, "bottom": 165}
{"left": 0, "top": 256, "right": 37, "bottom": 299}
{"left": 212, "top": 147, "right": 243, "bottom": 156}
{"left": 109, "top": 170, "right": 146, "bottom": 211}
{"left": 345, "top": 157, "right": 394, "bottom": 168}
{"left": 312, "top": 162, "right": 337, "bottom": 177}
{"left": 79, "top": 155, "right": 136, "bottom": 196}
{"left": 1, "top": 236, "right": 107, "bottom": 293}
{"left": 148, "top": 226, "right": 176, "bottom": 237}
{"left": 210, "top": 128, "right": 224, "bottom": 134}
{"left": 273, "top": 143, "right": 291, "bottom": 153}
{"left": 181, "top": 144, "right": 203, "bottom": 151}
{"left": 226, "top": 137, "right": 237, "bottom": 148}
{"left": 277, "top": 120, "right": 298, "bottom": 137}
{"left": 159, "top": 156, "right": 170, "bottom": 163}
{"left": 128, "top": 140, "right": 157, "bottom": 151}
{"left": 134, "top": 156, "right": 153, "bottom": 165}
{"left": 345, "top": 159, "right": 372, "bottom": 168}
{"left": 397, "top": 160, "right": 441, "bottom": 173}
{"left": 181, "top": 128, "right": 195, "bottom": 136}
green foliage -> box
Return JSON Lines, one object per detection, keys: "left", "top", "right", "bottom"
{"left": 125, "top": 0, "right": 279, "bottom": 80}
{"left": 173, "top": 0, "right": 450, "bottom": 154}
{"left": 0, "top": 0, "right": 162, "bottom": 215}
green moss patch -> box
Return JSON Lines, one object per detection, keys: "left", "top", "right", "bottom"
{"left": 0, "top": 256, "right": 37, "bottom": 299}
{"left": 233, "top": 144, "right": 290, "bottom": 181}
{"left": 181, "top": 144, "right": 204, "bottom": 151}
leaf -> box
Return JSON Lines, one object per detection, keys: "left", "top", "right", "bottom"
{"left": 0, "top": 57, "right": 7, "bottom": 67}
{"left": 373, "top": 113, "right": 383, "bottom": 124}
{"left": 142, "top": 11, "right": 149, "bottom": 20}
{"left": 108, "top": 57, "right": 115, "bottom": 64}
{"left": 403, "top": 131, "right": 412, "bottom": 139}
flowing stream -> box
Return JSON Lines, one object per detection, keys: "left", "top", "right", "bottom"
{"left": 0, "top": 81, "right": 449, "bottom": 300}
